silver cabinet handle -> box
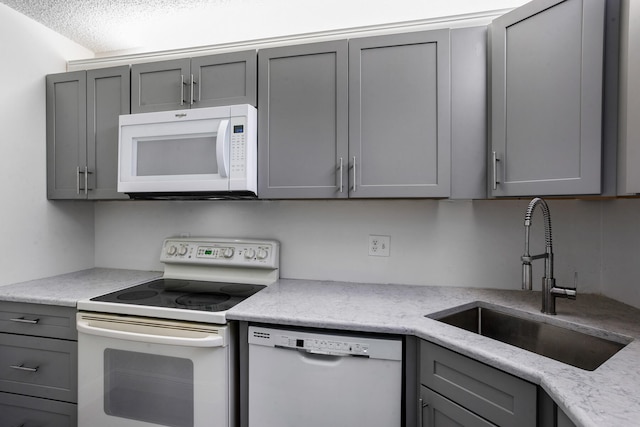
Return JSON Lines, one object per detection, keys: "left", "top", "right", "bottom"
{"left": 10, "top": 364, "right": 39, "bottom": 373}
{"left": 351, "top": 156, "right": 357, "bottom": 192}
{"left": 84, "top": 166, "right": 91, "bottom": 195}
{"left": 180, "top": 74, "right": 186, "bottom": 106}
{"left": 492, "top": 151, "right": 500, "bottom": 190}
{"left": 76, "top": 166, "right": 81, "bottom": 195}
{"left": 190, "top": 74, "right": 197, "bottom": 105}
{"left": 10, "top": 317, "right": 39, "bottom": 324}
{"left": 338, "top": 157, "right": 344, "bottom": 193}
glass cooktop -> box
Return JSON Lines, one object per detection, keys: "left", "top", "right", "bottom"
{"left": 91, "top": 278, "right": 266, "bottom": 313}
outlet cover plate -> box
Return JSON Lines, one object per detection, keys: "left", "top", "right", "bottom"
{"left": 369, "top": 235, "right": 390, "bottom": 257}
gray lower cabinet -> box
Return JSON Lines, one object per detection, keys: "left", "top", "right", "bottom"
{"left": 489, "top": 0, "right": 612, "bottom": 197}
{"left": 46, "top": 66, "right": 130, "bottom": 200}
{"left": 0, "top": 302, "right": 78, "bottom": 426}
{"left": 259, "top": 29, "right": 485, "bottom": 200}
{"left": 131, "top": 50, "right": 257, "bottom": 113}
{"left": 0, "top": 392, "right": 77, "bottom": 427}
{"left": 420, "top": 340, "right": 537, "bottom": 427}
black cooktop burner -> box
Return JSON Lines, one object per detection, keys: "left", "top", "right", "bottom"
{"left": 91, "top": 278, "right": 266, "bottom": 312}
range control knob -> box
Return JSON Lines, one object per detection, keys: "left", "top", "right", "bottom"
{"left": 222, "top": 248, "right": 235, "bottom": 258}
{"left": 244, "top": 248, "right": 256, "bottom": 259}
{"left": 257, "top": 248, "right": 269, "bottom": 260}
{"left": 167, "top": 245, "right": 178, "bottom": 256}
{"left": 178, "top": 246, "right": 188, "bottom": 256}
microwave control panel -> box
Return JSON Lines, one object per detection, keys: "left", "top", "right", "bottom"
{"left": 230, "top": 116, "right": 247, "bottom": 177}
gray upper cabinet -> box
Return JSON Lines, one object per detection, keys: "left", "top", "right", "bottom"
{"left": 489, "top": 0, "right": 608, "bottom": 197}
{"left": 87, "top": 67, "right": 131, "bottom": 199}
{"left": 46, "top": 71, "right": 87, "bottom": 200}
{"left": 131, "top": 50, "right": 257, "bottom": 113}
{"left": 618, "top": 0, "right": 640, "bottom": 195}
{"left": 258, "top": 41, "right": 349, "bottom": 199}
{"left": 258, "top": 30, "right": 461, "bottom": 200}
{"left": 349, "top": 30, "right": 451, "bottom": 198}
{"left": 46, "top": 66, "right": 130, "bottom": 200}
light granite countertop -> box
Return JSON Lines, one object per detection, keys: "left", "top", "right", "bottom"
{"left": 228, "top": 279, "right": 640, "bottom": 427}
{"left": 0, "top": 268, "right": 162, "bottom": 306}
{"left": 1, "top": 270, "right": 639, "bottom": 426}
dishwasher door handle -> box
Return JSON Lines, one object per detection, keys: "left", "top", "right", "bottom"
{"left": 274, "top": 345, "right": 369, "bottom": 358}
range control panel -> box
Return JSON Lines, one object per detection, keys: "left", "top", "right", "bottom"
{"left": 161, "top": 237, "right": 279, "bottom": 270}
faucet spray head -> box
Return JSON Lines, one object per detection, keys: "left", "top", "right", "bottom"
{"left": 522, "top": 262, "right": 532, "bottom": 290}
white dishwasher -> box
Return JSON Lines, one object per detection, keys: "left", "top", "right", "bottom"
{"left": 248, "top": 325, "right": 403, "bottom": 427}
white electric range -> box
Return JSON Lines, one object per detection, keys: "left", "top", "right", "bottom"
{"left": 76, "top": 237, "right": 279, "bottom": 427}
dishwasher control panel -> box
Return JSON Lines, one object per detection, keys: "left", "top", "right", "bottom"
{"left": 249, "top": 326, "right": 402, "bottom": 359}
{"left": 279, "top": 334, "right": 370, "bottom": 356}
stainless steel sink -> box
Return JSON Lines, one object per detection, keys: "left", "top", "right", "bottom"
{"left": 430, "top": 305, "right": 629, "bottom": 371}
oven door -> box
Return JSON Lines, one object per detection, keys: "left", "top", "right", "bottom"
{"left": 76, "top": 312, "right": 234, "bottom": 427}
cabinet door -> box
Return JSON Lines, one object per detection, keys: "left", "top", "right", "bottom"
{"left": 258, "top": 41, "right": 349, "bottom": 198}
{"left": 489, "top": 0, "right": 606, "bottom": 196}
{"left": 421, "top": 386, "right": 496, "bottom": 427}
{"left": 87, "top": 66, "right": 130, "bottom": 200}
{"left": 349, "top": 30, "right": 451, "bottom": 198}
{"left": 421, "top": 340, "right": 536, "bottom": 427}
{"left": 131, "top": 58, "right": 190, "bottom": 113}
{"left": 192, "top": 50, "right": 257, "bottom": 108}
{"left": 0, "top": 333, "right": 77, "bottom": 403}
{"left": 46, "top": 71, "right": 87, "bottom": 199}
{"left": 0, "top": 392, "right": 76, "bottom": 427}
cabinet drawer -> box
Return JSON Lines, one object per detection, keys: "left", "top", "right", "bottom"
{"left": 0, "top": 391, "right": 76, "bottom": 427}
{"left": 0, "top": 333, "right": 77, "bottom": 403}
{"left": 421, "top": 386, "right": 496, "bottom": 427}
{"left": 0, "top": 302, "right": 77, "bottom": 340}
{"left": 420, "top": 341, "right": 536, "bottom": 427}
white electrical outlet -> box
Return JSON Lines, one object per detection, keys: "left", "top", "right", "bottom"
{"left": 369, "top": 235, "right": 390, "bottom": 257}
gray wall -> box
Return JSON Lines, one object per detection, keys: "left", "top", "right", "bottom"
{"left": 93, "top": 198, "right": 634, "bottom": 303}
{"left": 0, "top": 4, "right": 95, "bottom": 287}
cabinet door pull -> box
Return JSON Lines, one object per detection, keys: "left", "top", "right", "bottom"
{"left": 338, "top": 157, "right": 344, "bottom": 193}
{"left": 418, "top": 398, "right": 429, "bottom": 427}
{"left": 9, "top": 317, "right": 40, "bottom": 324}
{"left": 351, "top": 156, "right": 357, "bottom": 192}
{"left": 492, "top": 151, "right": 500, "bottom": 190}
{"left": 190, "top": 74, "right": 197, "bottom": 105}
{"left": 10, "top": 364, "right": 39, "bottom": 373}
{"left": 84, "top": 166, "right": 91, "bottom": 195}
{"left": 76, "top": 166, "right": 81, "bottom": 195}
{"left": 180, "top": 74, "right": 186, "bottom": 106}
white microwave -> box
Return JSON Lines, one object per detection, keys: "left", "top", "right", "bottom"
{"left": 118, "top": 104, "right": 257, "bottom": 199}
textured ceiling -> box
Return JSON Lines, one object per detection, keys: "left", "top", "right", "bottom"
{"left": 2, "top": 0, "right": 225, "bottom": 54}
{"left": 2, "top": 0, "right": 527, "bottom": 56}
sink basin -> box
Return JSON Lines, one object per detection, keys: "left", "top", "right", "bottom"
{"left": 430, "top": 305, "right": 629, "bottom": 371}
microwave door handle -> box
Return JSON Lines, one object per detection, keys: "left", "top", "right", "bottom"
{"left": 216, "top": 119, "right": 230, "bottom": 178}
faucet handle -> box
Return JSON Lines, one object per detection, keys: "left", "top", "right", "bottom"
{"left": 551, "top": 272, "right": 578, "bottom": 300}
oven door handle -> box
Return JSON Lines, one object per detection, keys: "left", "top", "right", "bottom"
{"left": 77, "top": 319, "right": 224, "bottom": 348}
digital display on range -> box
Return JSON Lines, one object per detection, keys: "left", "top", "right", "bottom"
{"left": 233, "top": 125, "right": 244, "bottom": 134}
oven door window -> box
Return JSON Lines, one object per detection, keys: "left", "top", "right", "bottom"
{"left": 104, "top": 349, "right": 194, "bottom": 427}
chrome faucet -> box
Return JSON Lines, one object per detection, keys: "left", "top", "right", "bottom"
{"left": 520, "top": 197, "right": 576, "bottom": 314}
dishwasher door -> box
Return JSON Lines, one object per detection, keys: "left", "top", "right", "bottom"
{"left": 248, "top": 326, "right": 402, "bottom": 427}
